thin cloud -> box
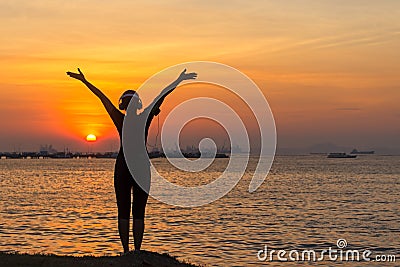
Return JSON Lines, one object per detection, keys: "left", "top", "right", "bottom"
{"left": 262, "top": 29, "right": 400, "bottom": 55}
{"left": 314, "top": 32, "right": 400, "bottom": 50}
{"left": 335, "top": 107, "right": 361, "bottom": 111}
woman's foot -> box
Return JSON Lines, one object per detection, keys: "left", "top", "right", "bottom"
{"left": 119, "top": 251, "right": 130, "bottom": 256}
{"left": 133, "top": 249, "right": 142, "bottom": 255}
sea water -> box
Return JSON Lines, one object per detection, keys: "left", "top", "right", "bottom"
{"left": 0, "top": 156, "right": 399, "bottom": 266}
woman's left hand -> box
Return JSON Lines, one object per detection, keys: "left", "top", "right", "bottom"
{"left": 66, "top": 68, "right": 87, "bottom": 82}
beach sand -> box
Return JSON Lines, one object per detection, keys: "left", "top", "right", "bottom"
{"left": 0, "top": 251, "right": 200, "bottom": 267}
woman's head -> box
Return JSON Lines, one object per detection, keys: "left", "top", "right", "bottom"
{"left": 118, "top": 89, "right": 142, "bottom": 111}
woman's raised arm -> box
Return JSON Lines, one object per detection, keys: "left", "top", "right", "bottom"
{"left": 66, "top": 68, "right": 122, "bottom": 127}
{"left": 145, "top": 69, "right": 197, "bottom": 115}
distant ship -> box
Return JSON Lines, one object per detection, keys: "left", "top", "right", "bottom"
{"left": 327, "top": 152, "right": 357, "bottom": 158}
{"left": 350, "top": 149, "right": 374, "bottom": 155}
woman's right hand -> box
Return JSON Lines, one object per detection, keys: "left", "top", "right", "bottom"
{"left": 66, "top": 68, "right": 86, "bottom": 82}
{"left": 177, "top": 69, "right": 197, "bottom": 81}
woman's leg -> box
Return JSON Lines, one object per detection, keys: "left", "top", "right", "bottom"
{"left": 133, "top": 218, "right": 145, "bottom": 251}
{"left": 118, "top": 218, "right": 130, "bottom": 253}
{"left": 132, "top": 185, "right": 149, "bottom": 251}
{"left": 114, "top": 171, "right": 132, "bottom": 253}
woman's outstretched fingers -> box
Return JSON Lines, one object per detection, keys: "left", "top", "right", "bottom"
{"left": 66, "top": 71, "right": 75, "bottom": 77}
{"left": 179, "top": 70, "right": 197, "bottom": 81}
{"left": 66, "top": 68, "right": 85, "bottom": 81}
{"left": 187, "top": 72, "right": 197, "bottom": 79}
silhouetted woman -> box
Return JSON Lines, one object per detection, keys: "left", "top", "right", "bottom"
{"left": 66, "top": 68, "right": 197, "bottom": 253}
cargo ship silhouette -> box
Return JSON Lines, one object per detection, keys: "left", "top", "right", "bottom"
{"left": 350, "top": 149, "right": 375, "bottom": 155}
{"left": 327, "top": 152, "right": 357, "bottom": 158}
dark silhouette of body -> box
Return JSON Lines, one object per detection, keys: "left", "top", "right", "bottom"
{"left": 66, "top": 68, "right": 197, "bottom": 253}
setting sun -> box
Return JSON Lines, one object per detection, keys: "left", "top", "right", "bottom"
{"left": 86, "top": 134, "right": 97, "bottom": 142}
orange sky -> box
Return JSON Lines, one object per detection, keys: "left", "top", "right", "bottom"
{"left": 0, "top": 1, "right": 399, "bottom": 153}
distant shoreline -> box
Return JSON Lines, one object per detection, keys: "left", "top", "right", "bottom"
{"left": 1, "top": 154, "right": 399, "bottom": 159}
{"left": 0, "top": 152, "right": 230, "bottom": 159}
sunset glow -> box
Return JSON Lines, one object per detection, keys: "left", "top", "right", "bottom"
{"left": 0, "top": 1, "right": 399, "bottom": 153}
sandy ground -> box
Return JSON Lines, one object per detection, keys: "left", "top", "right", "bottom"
{"left": 0, "top": 251, "right": 200, "bottom": 267}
